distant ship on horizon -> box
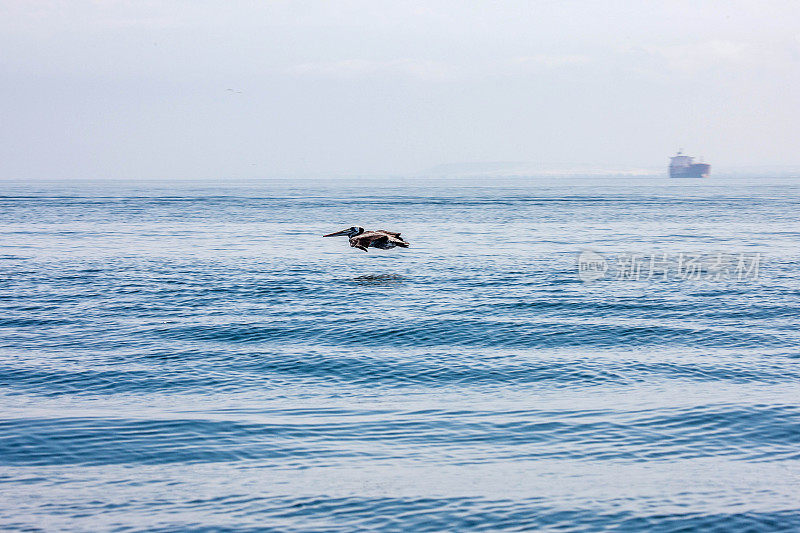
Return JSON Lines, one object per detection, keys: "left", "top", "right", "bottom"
{"left": 669, "top": 150, "right": 710, "bottom": 178}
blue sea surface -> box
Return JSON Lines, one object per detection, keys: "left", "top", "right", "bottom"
{"left": 0, "top": 177, "right": 798, "bottom": 531}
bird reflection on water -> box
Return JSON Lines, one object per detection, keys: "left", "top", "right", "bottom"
{"left": 351, "top": 273, "right": 406, "bottom": 285}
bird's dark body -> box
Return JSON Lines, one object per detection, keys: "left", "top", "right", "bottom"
{"left": 323, "top": 226, "right": 409, "bottom": 252}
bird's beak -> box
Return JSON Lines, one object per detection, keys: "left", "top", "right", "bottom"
{"left": 323, "top": 230, "right": 348, "bottom": 237}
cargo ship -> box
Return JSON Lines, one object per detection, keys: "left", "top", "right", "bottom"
{"left": 669, "top": 150, "right": 710, "bottom": 178}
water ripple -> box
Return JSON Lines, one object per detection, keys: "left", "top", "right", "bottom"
{"left": 1, "top": 180, "right": 799, "bottom": 531}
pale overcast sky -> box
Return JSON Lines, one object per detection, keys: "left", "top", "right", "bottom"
{"left": 1, "top": 1, "right": 799, "bottom": 179}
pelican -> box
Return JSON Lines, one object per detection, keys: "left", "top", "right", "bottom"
{"left": 323, "top": 226, "right": 409, "bottom": 252}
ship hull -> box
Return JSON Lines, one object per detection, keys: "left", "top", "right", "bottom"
{"left": 670, "top": 163, "right": 710, "bottom": 178}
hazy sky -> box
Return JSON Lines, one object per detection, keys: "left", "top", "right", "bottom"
{"left": 1, "top": 1, "right": 799, "bottom": 178}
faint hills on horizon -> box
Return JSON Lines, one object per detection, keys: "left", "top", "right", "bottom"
{"left": 424, "top": 161, "right": 656, "bottom": 178}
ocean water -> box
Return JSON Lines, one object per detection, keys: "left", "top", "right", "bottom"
{"left": 1, "top": 177, "right": 799, "bottom": 532}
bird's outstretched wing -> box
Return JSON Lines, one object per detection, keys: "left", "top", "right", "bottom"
{"left": 386, "top": 234, "right": 409, "bottom": 247}
{"left": 349, "top": 236, "right": 370, "bottom": 252}
{"left": 348, "top": 230, "right": 409, "bottom": 251}
{"left": 376, "top": 231, "right": 408, "bottom": 247}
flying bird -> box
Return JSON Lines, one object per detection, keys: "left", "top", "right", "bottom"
{"left": 323, "top": 226, "right": 409, "bottom": 252}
